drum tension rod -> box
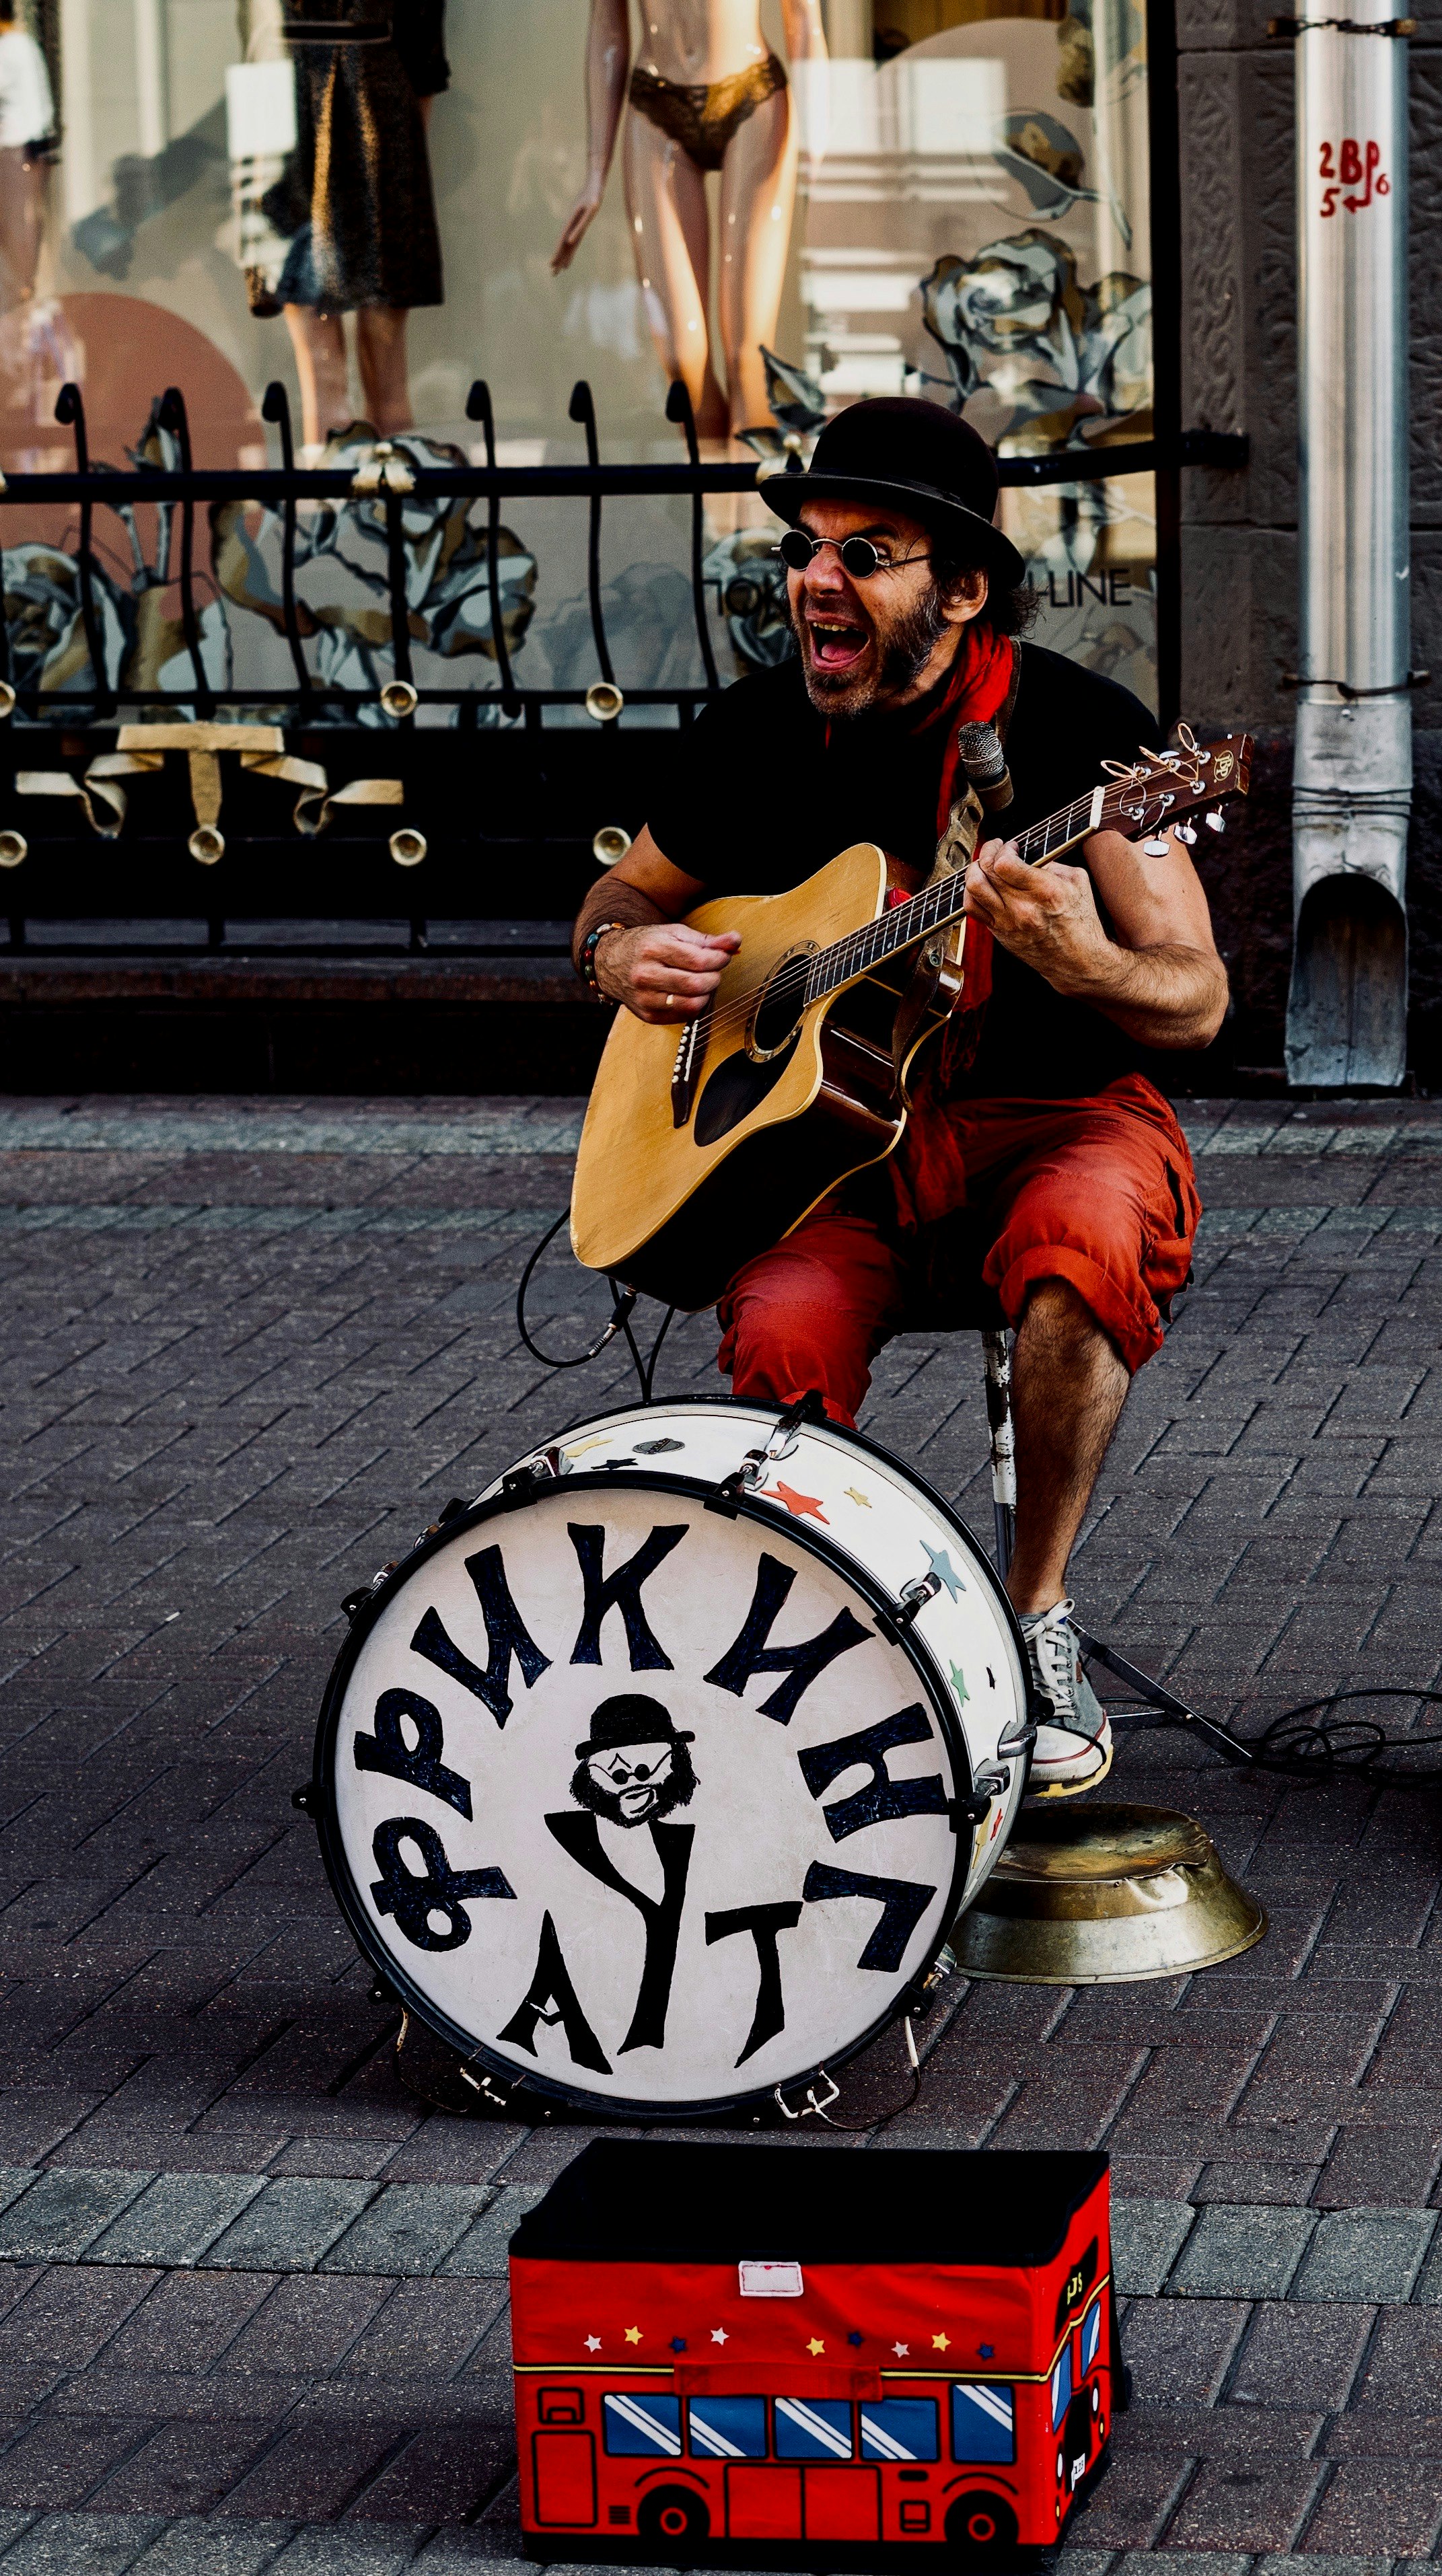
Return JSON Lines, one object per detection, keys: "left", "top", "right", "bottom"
{"left": 715, "top": 1389, "right": 830, "bottom": 1502}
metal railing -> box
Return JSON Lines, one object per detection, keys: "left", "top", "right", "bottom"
{"left": 0, "top": 375, "right": 1247, "bottom": 728}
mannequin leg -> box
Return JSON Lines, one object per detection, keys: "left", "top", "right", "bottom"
{"left": 622, "top": 110, "right": 727, "bottom": 440}
{"left": 717, "top": 87, "right": 798, "bottom": 435}
{"left": 283, "top": 306, "right": 351, "bottom": 447}
{"left": 356, "top": 307, "right": 414, "bottom": 435}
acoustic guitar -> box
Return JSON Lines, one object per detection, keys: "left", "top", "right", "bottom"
{"left": 571, "top": 730, "right": 1253, "bottom": 1311}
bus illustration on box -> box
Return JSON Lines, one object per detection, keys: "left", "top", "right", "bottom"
{"left": 510, "top": 2141, "right": 1124, "bottom": 2561}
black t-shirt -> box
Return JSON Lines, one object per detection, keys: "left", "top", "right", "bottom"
{"left": 646, "top": 640, "right": 1164, "bottom": 1099}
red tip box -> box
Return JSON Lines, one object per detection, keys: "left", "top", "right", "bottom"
{"left": 510, "top": 2141, "right": 1120, "bottom": 2563}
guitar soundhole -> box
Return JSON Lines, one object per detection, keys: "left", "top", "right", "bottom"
{"left": 748, "top": 945, "right": 816, "bottom": 1063}
{"left": 693, "top": 1040, "right": 797, "bottom": 1148}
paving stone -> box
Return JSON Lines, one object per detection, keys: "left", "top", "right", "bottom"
{"left": 1292, "top": 2207, "right": 1437, "bottom": 2303}
{"left": 203, "top": 2182, "right": 382, "bottom": 2274}
{"left": 0, "top": 2515, "right": 168, "bottom": 2574}
{"left": 319, "top": 2183, "right": 496, "bottom": 2277}
{"left": 1115, "top": 2297, "right": 1249, "bottom": 2404}
{"left": 0, "top": 2170, "right": 154, "bottom": 2262}
{"left": 1167, "top": 2203, "right": 1318, "bottom": 2299}
{"left": 435, "top": 2186, "right": 550, "bottom": 2280}
{"left": 1300, "top": 2459, "right": 1442, "bottom": 2554}
{"left": 1228, "top": 2300, "right": 1375, "bottom": 2410}
{"left": 1110, "top": 2197, "right": 1198, "bottom": 2297}
{"left": 266, "top": 2528, "right": 427, "bottom": 2571}
{"left": 1162, "top": 2458, "right": 1325, "bottom": 2549}
{"left": 129, "top": 2521, "right": 301, "bottom": 2574}
{"left": 87, "top": 2174, "right": 269, "bottom": 2269}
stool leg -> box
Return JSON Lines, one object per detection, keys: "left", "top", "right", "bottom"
{"left": 982, "top": 1328, "right": 1016, "bottom": 1579}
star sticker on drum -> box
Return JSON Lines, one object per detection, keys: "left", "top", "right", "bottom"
{"left": 711, "top": 2329, "right": 728, "bottom": 2345}
{"left": 923, "top": 1542, "right": 966, "bottom": 1598}
{"left": 844, "top": 1487, "right": 871, "bottom": 1508}
{"left": 807, "top": 2338, "right": 826, "bottom": 2356}
{"left": 892, "top": 2341, "right": 910, "bottom": 2357}
{"left": 585, "top": 2336, "right": 601, "bottom": 2352}
{"left": 932, "top": 2332, "right": 951, "bottom": 2351}
{"left": 949, "top": 1661, "right": 970, "bottom": 1706}
{"left": 764, "top": 1481, "right": 828, "bottom": 1523}
{"left": 979, "top": 2345, "right": 995, "bottom": 2359}
{"left": 624, "top": 2328, "right": 643, "bottom": 2345}
{"left": 671, "top": 2338, "right": 687, "bottom": 2353}
{"left": 847, "top": 2332, "right": 863, "bottom": 2347}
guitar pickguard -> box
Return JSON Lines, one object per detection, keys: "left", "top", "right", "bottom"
{"left": 692, "top": 1036, "right": 799, "bottom": 1148}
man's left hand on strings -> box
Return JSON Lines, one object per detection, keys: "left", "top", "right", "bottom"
{"left": 962, "top": 825, "right": 1229, "bottom": 1052}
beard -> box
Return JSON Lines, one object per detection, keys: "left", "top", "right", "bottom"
{"left": 793, "top": 580, "right": 951, "bottom": 719}
{"left": 568, "top": 1746, "right": 698, "bottom": 1829}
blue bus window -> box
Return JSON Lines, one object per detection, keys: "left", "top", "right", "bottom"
{"left": 774, "top": 2397, "right": 853, "bottom": 2460}
{"left": 688, "top": 2396, "right": 768, "bottom": 2459}
{"left": 604, "top": 2392, "right": 682, "bottom": 2456}
{"left": 860, "top": 2398, "right": 939, "bottom": 2462}
{"left": 1051, "top": 2343, "right": 1073, "bottom": 2432}
{"left": 1081, "top": 2300, "right": 1102, "bottom": 2374}
{"left": 951, "top": 2383, "right": 1015, "bottom": 2465}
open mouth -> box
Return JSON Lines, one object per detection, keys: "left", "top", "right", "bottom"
{"left": 805, "top": 614, "right": 871, "bottom": 673}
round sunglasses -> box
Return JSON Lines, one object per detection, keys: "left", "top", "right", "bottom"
{"left": 774, "top": 529, "right": 931, "bottom": 579}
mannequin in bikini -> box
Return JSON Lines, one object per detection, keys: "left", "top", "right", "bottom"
{"left": 552, "top": 0, "right": 827, "bottom": 441}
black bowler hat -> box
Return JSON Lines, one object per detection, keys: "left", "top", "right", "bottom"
{"left": 575, "top": 1693, "right": 694, "bottom": 1761}
{"left": 761, "top": 396, "right": 1026, "bottom": 589}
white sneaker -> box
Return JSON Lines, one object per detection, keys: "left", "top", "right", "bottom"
{"left": 1018, "top": 1599, "right": 1113, "bottom": 1798}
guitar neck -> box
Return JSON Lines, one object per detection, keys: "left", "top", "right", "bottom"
{"left": 807, "top": 782, "right": 1115, "bottom": 1004}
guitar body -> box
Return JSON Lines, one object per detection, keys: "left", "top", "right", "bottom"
{"left": 571, "top": 842, "right": 957, "bottom": 1311}
{"left": 569, "top": 725, "right": 1253, "bottom": 1314}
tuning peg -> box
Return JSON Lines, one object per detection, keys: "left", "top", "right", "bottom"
{"left": 1205, "top": 809, "right": 1226, "bottom": 832}
{"left": 1176, "top": 821, "right": 1198, "bottom": 845}
{"left": 1142, "top": 837, "right": 1171, "bottom": 856}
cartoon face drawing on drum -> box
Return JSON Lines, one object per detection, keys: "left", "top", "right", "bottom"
{"left": 317, "top": 1403, "right": 1030, "bottom": 2116}
{"left": 569, "top": 1693, "right": 697, "bottom": 1826}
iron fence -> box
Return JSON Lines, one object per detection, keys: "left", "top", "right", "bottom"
{"left": 0, "top": 374, "right": 1246, "bottom": 959}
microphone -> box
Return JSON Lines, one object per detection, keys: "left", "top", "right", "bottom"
{"left": 956, "top": 721, "right": 1014, "bottom": 813}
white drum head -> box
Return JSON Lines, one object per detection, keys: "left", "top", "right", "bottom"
{"left": 314, "top": 1436, "right": 994, "bottom": 2117}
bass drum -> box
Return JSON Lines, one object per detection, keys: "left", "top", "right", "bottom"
{"left": 311, "top": 1396, "right": 1033, "bottom": 2120}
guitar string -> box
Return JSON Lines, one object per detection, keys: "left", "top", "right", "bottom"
{"left": 676, "top": 790, "right": 1114, "bottom": 1050}
{"left": 670, "top": 767, "right": 1192, "bottom": 1052}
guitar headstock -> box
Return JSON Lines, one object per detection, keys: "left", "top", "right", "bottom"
{"left": 1103, "top": 728, "right": 1254, "bottom": 846}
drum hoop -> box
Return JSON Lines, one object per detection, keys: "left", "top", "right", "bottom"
{"left": 494, "top": 1389, "right": 1032, "bottom": 1706}
{"left": 310, "top": 1464, "right": 988, "bottom": 2123}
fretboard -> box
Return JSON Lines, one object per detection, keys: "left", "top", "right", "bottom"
{"left": 803, "top": 778, "right": 1129, "bottom": 1005}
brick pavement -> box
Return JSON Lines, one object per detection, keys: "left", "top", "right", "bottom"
{"left": 2, "top": 1094, "right": 1442, "bottom": 2561}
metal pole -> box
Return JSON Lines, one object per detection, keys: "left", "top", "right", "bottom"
{"left": 1286, "top": 3, "right": 1410, "bottom": 1089}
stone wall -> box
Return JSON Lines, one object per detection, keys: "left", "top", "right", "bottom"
{"left": 1174, "top": 0, "right": 1442, "bottom": 1082}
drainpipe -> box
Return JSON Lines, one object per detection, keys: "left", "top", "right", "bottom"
{"left": 1285, "top": 0, "right": 1410, "bottom": 1091}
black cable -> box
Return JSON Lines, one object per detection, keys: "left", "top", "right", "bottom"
{"left": 1236, "top": 1687, "right": 1442, "bottom": 1787}
{"left": 515, "top": 1210, "right": 637, "bottom": 1371}
{"left": 515, "top": 1209, "right": 678, "bottom": 1404}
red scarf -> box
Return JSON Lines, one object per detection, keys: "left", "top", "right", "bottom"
{"left": 863, "top": 622, "right": 1017, "bottom": 1231}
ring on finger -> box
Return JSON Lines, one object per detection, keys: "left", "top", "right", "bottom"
{"left": 665, "top": 992, "right": 674, "bottom": 1010}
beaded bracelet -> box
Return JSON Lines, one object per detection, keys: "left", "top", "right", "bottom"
{"left": 577, "top": 920, "right": 624, "bottom": 995}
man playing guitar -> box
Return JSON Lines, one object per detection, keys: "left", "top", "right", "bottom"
{"left": 571, "top": 398, "right": 1227, "bottom": 1797}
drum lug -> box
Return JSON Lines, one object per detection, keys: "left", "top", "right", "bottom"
{"left": 997, "top": 1718, "right": 1038, "bottom": 1758}
{"left": 716, "top": 1391, "right": 829, "bottom": 1502}
{"left": 889, "top": 1570, "right": 943, "bottom": 1632}
{"left": 457, "top": 2061, "right": 519, "bottom": 2112}
{"left": 501, "top": 1455, "right": 561, "bottom": 1506}
{"left": 772, "top": 2069, "right": 841, "bottom": 2123}
{"left": 953, "top": 1767, "right": 1010, "bottom": 1827}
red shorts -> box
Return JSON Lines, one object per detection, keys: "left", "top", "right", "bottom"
{"left": 716, "top": 1075, "right": 1202, "bottom": 1428}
